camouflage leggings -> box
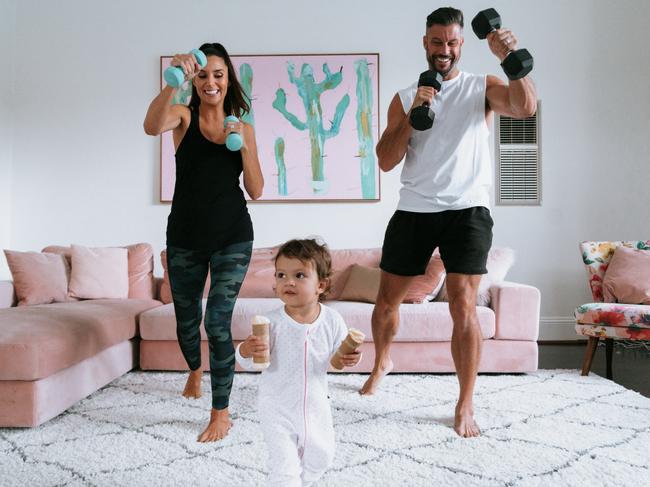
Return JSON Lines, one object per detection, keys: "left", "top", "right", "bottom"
{"left": 166, "top": 241, "right": 252, "bottom": 410}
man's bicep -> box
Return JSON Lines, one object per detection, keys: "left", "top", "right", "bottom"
{"left": 386, "top": 93, "right": 407, "bottom": 130}
{"left": 485, "top": 75, "right": 513, "bottom": 117}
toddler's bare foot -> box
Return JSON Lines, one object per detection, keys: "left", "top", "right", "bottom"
{"left": 454, "top": 403, "right": 480, "bottom": 438}
{"left": 182, "top": 369, "right": 202, "bottom": 399}
{"left": 197, "top": 408, "right": 232, "bottom": 442}
{"left": 359, "top": 359, "right": 393, "bottom": 395}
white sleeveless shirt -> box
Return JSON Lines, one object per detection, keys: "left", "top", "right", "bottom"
{"left": 397, "top": 71, "right": 492, "bottom": 213}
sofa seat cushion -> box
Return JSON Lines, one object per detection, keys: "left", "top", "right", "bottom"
{"left": 575, "top": 302, "right": 650, "bottom": 329}
{"left": 0, "top": 299, "right": 161, "bottom": 380}
{"left": 140, "top": 298, "right": 284, "bottom": 341}
{"left": 139, "top": 298, "right": 496, "bottom": 343}
{"left": 328, "top": 301, "right": 495, "bottom": 341}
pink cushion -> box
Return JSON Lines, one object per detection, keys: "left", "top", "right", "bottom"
{"left": 238, "top": 246, "right": 278, "bottom": 298}
{"left": 403, "top": 253, "right": 446, "bottom": 303}
{"left": 69, "top": 245, "right": 129, "bottom": 299}
{"left": 3, "top": 250, "right": 71, "bottom": 306}
{"left": 602, "top": 247, "right": 650, "bottom": 304}
{"left": 339, "top": 265, "right": 380, "bottom": 303}
{"left": 123, "top": 243, "right": 156, "bottom": 299}
{"left": 328, "top": 248, "right": 383, "bottom": 300}
{"left": 337, "top": 255, "right": 446, "bottom": 304}
{"left": 578, "top": 240, "right": 650, "bottom": 302}
{"left": 42, "top": 243, "right": 155, "bottom": 300}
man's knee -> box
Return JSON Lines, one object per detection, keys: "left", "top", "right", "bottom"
{"left": 373, "top": 298, "right": 401, "bottom": 331}
{"left": 449, "top": 296, "right": 478, "bottom": 328}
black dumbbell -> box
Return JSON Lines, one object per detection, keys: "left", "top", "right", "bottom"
{"left": 471, "top": 8, "right": 533, "bottom": 80}
{"left": 409, "top": 70, "right": 443, "bottom": 131}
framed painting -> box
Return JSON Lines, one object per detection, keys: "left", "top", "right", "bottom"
{"left": 160, "top": 53, "right": 380, "bottom": 202}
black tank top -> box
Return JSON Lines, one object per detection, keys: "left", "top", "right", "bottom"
{"left": 166, "top": 108, "right": 253, "bottom": 251}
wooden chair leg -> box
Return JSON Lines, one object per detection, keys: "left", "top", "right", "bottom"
{"left": 581, "top": 336, "right": 600, "bottom": 376}
{"left": 605, "top": 338, "right": 614, "bottom": 380}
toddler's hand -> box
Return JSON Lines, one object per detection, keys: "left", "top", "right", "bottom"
{"left": 341, "top": 348, "right": 362, "bottom": 368}
{"left": 240, "top": 335, "right": 268, "bottom": 359}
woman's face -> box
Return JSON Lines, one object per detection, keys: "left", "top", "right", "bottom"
{"left": 193, "top": 55, "right": 229, "bottom": 106}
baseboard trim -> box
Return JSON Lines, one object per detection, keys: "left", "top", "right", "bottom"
{"left": 539, "top": 316, "right": 585, "bottom": 341}
{"left": 538, "top": 340, "right": 585, "bottom": 345}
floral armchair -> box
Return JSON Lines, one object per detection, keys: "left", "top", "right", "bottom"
{"left": 575, "top": 240, "right": 650, "bottom": 379}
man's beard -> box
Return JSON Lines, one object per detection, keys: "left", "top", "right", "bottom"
{"left": 428, "top": 54, "right": 455, "bottom": 77}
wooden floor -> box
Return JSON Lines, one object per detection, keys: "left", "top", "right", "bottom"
{"left": 539, "top": 342, "right": 650, "bottom": 398}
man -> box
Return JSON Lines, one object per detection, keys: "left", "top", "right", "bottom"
{"left": 359, "top": 7, "right": 537, "bottom": 438}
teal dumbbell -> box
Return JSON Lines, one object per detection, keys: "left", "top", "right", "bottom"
{"left": 164, "top": 49, "right": 207, "bottom": 87}
{"left": 224, "top": 116, "right": 243, "bottom": 151}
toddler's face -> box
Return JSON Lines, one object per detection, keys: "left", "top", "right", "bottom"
{"left": 274, "top": 256, "right": 326, "bottom": 306}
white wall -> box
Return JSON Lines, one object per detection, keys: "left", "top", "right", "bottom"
{"left": 0, "top": 0, "right": 15, "bottom": 279}
{"left": 7, "top": 0, "right": 650, "bottom": 338}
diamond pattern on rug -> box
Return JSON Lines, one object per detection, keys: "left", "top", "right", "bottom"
{"left": 1, "top": 370, "right": 649, "bottom": 486}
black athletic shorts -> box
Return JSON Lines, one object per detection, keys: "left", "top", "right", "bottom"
{"left": 380, "top": 207, "right": 493, "bottom": 276}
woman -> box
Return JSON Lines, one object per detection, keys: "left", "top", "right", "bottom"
{"left": 144, "top": 42, "right": 263, "bottom": 442}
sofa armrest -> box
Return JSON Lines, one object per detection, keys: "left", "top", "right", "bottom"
{"left": 489, "top": 281, "right": 540, "bottom": 341}
{"left": 0, "top": 281, "right": 16, "bottom": 308}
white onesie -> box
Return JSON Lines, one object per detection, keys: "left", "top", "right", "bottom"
{"left": 235, "top": 304, "right": 348, "bottom": 487}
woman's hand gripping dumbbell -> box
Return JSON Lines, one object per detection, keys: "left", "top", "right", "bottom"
{"left": 224, "top": 115, "right": 243, "bottom": 151}
{"left": 164, "top": 49, "right": 208, "bottom": 87}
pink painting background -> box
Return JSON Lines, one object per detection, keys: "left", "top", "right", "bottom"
{"left": 160, "top": 54, "right": 380, "bottom": 202}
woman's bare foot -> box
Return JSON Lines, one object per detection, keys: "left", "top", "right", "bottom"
{"left": 197, "top": 408, "right": 232, "bottom": 442}
{"left": 182, "top": 369, "right": 202, "bottom": 399}
{"left": 359, "top": 359, "right": 394, "bottom": 395}
{"left": 454, "top": 403, "right": 480, "bottom": 438}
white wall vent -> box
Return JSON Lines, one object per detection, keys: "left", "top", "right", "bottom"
{"left": 496, "top": 102, "right": 541, "bottom": 205}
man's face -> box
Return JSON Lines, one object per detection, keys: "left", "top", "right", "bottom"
{"left": 423, "top": 23, "right": 464, "bottom": 77}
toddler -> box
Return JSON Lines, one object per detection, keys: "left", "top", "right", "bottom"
{"left": 236, "top": 238, "right": 361, "bottom": 486}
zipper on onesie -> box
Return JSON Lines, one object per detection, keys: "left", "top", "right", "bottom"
{"left": 300, "top": 329, "right": 310, "bottom": 459}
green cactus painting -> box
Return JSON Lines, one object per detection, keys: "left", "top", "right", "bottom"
{"left": 272, "top": 62, "right": 350, "bottom": 194}
{"left": 160, "top": 54, "right": 380, "bottom": 202}
{"left": 239, "top": 63, "right": 255, "bottom": 125}
{"left": 354, "top": 59, "right": 377, "bottom": 199}
{"left": 274, "top": 138, "right": 288, "bottom": 196}
{"left": 172, "top": 83, "right": 192, "bottom": 106}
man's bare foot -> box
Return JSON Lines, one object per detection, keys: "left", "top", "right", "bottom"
{"left": 454, "top": 403, "right": 480, "bottom": 438}
{"left": 182, "top": 369, "right": 202, "bottom": 399}
{"left": 359, "top": 359, "right": 394, "bottom": 395}
{"left": 197, "top": 408, "right": 232, "bottom": 442}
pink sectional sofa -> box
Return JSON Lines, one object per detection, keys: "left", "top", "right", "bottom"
{"left": 140, "top": 247, "right": 540, "bottom": 374}
{"left": 0, "top": 245, "right": 540, "bottom": 427}
{"left": 0, "top": 244, "right": 162, "bottom": 427}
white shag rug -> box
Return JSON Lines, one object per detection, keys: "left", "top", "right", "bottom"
{"left": 1, "top": 370, "right": 649, "bottom": 486}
